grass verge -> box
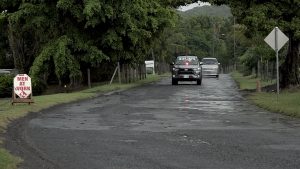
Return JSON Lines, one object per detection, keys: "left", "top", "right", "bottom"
{"left": 0, "top": 74, "right": 166, "bottom": 169}
{"left": 248, "top": 91, "right": 300, "bottom": 117}
{"left": 0, "top": 149, "right": 22, "bottom": 169}
{"left": 231, "top": 71, "right": 275, "bottom": 90}
{"left": 231, "top": 72, "right": 300, "bottom": 117}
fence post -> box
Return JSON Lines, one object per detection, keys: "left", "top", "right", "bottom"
{"left": 121, "top": 63, "right": 124, "bottom": 83}
{"left": 129, "top": 67, "right": 132, "bottom": 83}
{"left": 138, "top": 65, "right": 141, "bottom": 80}
{"left": 128, "top": 64, "right": 130, "bottom": 83}
{"left": 257, "top": 60, "right": 260, "bottom": 78}
{"left": 118, "top": 62, "right": 121, "bottom": 84}
{"left": 122, "top": 64, "right": 126, "bottom": 83}
{"left": 125, "top": 64, "right": 127, "bottom": 83}
{"left": 143, "top": 64, "right": 146, "bottom": 79}
{"left": 87, "top": 68, "right": 91, "bottom": 88}
{"left": 256, "top": 80, "right": 261, "bottom": 92}
{"left": 135, "top": 67, "right": 137, "bottom": 81}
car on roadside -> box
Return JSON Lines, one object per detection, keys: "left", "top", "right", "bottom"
{"left": 171, "top": 56, "right": 202, "bottom": 85}
{"left": 200, "top": 57, "right": 220, "bottom": 78}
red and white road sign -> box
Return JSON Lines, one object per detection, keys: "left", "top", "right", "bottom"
{"left": 14, "top": 74, "right": 32, "bottom": 99}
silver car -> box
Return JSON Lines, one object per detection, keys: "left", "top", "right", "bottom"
{"left": 200, "top": 58, "right": 220, "bottom": 78}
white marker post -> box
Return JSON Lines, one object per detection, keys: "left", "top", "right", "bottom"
{"left": 264, "top": 27, "right": 289, "bottom": 98}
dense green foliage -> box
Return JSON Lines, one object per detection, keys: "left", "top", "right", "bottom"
{"left": 203, "top": 0, "right": 300, "bottom": 88}
{"left": 0, "top": 74, "right": 13, "bottom": 97}
{"left": 1, "top": 0, "right": 299, "bottom": 90}
{"left": 0, "top": 12, "right": 12, "bottom": 69}
{"left": 0, "top": 0, "right": 184, "bottom": 91}
{"left": 157, "top": 6, "right": 237, "bottom": 67}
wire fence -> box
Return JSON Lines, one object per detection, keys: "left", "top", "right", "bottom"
{"left": 115, "top": 62, "right": 170, "bottom": 84}
{"left": 119, "top": 63, "right": 147, "bottom": 84}
{"left": 237, "top": 60, "right": 277, "bottom": 82}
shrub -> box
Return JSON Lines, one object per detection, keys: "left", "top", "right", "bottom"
{"left": 31, "top": 78, "right": 47, "bottom": 95}
{"left": 0, "top": 74, "right": 13, "bottom": 98}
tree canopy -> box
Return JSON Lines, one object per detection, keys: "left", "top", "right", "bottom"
{"left": 203, "top": 0, "right": 300, "bottom": 87}
{"left": 154, "top": 5, "right": 238, "bottom": 69}
{"left": 0, "top": 0, "right": 184, "bottom": 87}
{"left": 1, "top": 0, "right": 299, "bottom": 89}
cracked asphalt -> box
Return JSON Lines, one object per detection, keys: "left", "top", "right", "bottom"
{"left": 5, "top": 74, "right": 300, "bottom": 169}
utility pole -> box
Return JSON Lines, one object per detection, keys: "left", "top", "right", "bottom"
{"left": 233, "top": 17, "right": 236, "bottom": 70}
{"left": 212, "top": 23, "right": 215, "bottom": 58}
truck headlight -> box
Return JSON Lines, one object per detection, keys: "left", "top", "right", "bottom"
{"left": 173, "top": 68, "right": 179, "bottom": 71}
{"left": 194, "top": 68, "right": 201, "bottom": 74}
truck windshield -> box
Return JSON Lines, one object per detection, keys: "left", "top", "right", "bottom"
{"left": 175, "top": 56, "right": 198, "bottom": 65}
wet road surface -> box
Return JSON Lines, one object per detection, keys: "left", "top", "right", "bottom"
{"left": 6, "top": 74, "right": 300, "bottom": 169}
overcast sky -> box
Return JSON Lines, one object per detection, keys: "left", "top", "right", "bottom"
{"left": 178, "top": 1, "right": 211, "bottom": 11}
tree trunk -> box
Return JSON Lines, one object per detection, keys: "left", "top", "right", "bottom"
{"left": 8, "top": 22, "right": 36, "bottom": 74}
{"left": 280, "top": 38, "right": 300, "bottom": 88}
{"left": 8, "top": 26, "right": 26, "bottom": 73}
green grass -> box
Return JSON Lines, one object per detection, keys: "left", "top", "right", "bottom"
{"left": 0, "top": 74, "right": 165, "bottom": 169}
{"left": 231, "top": 71, "right": 300, "bottom": 117}
{"left": 231, "top": 71, "right": 275, "bottom": 90}
{"left": 249, "top": 91, "right": 300, "bottom": 117}
{"left": 0, "top": 149, "right": 22, "bottom": 169}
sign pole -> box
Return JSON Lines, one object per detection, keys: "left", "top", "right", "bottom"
{"left": 264, "top": 26, "right": 289, "bottom": 102}
{"left": 275, "top": 27, "right": 279, "bottom": 100}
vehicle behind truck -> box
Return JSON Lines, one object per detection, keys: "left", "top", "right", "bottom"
{"left": 200, "top": 57, "right": 220, "bottom": 78}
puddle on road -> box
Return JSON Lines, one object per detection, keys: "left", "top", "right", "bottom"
{"left": 30, "top": 118, "right": 115, "bottom": 131}
{"left": 263, "top": 144, "right": 300, "bottom": 151}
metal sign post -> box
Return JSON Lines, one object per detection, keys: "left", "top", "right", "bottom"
{"left": 275, "top": 27, "right": 279, "bottom": 98}
{"left": 264, "top": 27, "right": 289, "bottom": 99}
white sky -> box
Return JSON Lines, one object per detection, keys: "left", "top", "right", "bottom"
{"left": 178, "top": 1, "right": 211, "bottom": 11}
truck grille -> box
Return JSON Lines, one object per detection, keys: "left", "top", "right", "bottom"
{"left": 178, "top": 68, "right": 194, "bottom": 74}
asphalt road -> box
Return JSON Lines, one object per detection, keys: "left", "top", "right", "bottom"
{"left": 6, "top": 74, "right": 300, "bottom": 169}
